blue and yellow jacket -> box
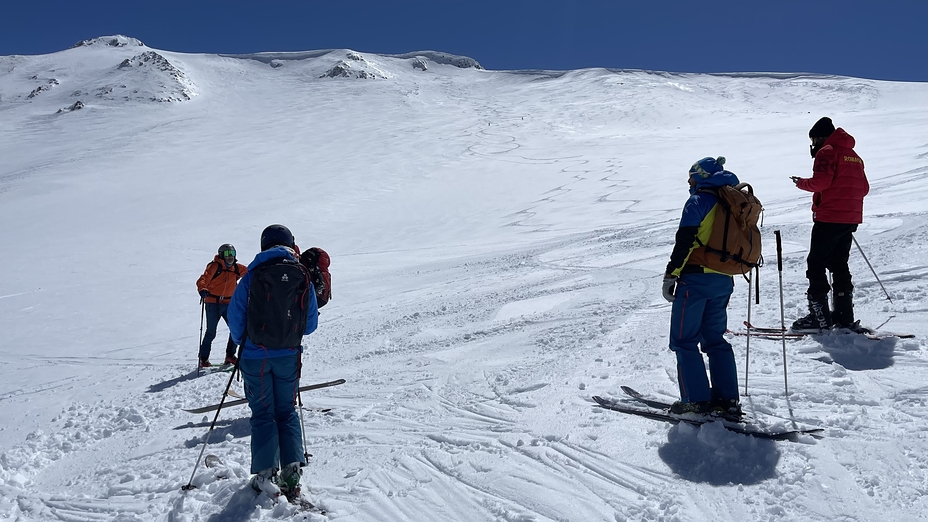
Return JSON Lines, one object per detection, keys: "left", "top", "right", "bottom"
{"left": 665, "top": 170, "right": 740, "bottom": 277}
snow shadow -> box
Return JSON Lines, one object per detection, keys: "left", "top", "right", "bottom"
{"left": 183, "top": 417, "right": 251, "bottom": 447}
{"left": 146, "top": 370, "right": 202, "bottom": 393}
{"left": 816, "top": 333, "right": 896, "bottom": 371}
{"left": 173, "top": 419, "right": 235, "bottom": 431}
{"left": 658, "top": 422, "right": 779, "bottom": 485}
{"left": 204, "top": 485, "right": 264, "bottom": 522}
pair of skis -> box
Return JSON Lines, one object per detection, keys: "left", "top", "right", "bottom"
{"left": 196, "top": 363, "right": 235, "bottom": 376}
{"left": 730, "top": 321, "right": 914, "bottom": 341}
{"left": 183, "top": 378, "right": 345, "bottom": 414}
{"left": 593, "top": 386, "right": 824, "bottom": 441}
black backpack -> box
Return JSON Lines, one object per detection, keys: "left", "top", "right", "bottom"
{"left": 246, "top": 257, "right": 312, "bottom": 348}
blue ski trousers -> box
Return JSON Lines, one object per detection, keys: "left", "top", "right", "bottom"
{"left": 241, "top": 353, "right": 305, "bottom": 473}
{"left": 199, "top": 302, "right": 237, "bottom": 360}
{"left": 668, "top": 272, "right": 739, "bottom": 404}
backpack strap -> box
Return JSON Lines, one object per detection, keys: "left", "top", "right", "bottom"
{"left": 252, "top": 257, "right": 311, "bottom": 283}
{"left": 696, "top": 186, "right": 737, "bottom": 262}
{"left": 212, "top": 261, "right": 245, "bottom": 280}
{"left": 211, "top": 262, "right": 223, "bottom": 280}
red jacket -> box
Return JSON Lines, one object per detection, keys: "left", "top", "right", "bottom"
{"left": 796, "top": 128, "right": 869, "bottom": 224}
{"left": 196, "top": 256, "right": 247, "bottom": 303}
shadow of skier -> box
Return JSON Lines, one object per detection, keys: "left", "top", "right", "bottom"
{"left": 658, "top": 422, "right": 780, "bottom": 485}
{"left": 147, "top": 370, "right": 201, "bottom": 393}
{"left": 173, "top": 419, "right": 235, "bottom": 431}
{"left": 816, "top": 333, "right": 896, "bottom": 371}
{"left": 183, "top": 418, "right": 252, "bottom": 447}
{"left": 206, "top": 484, "right": 270, "bottom": 522}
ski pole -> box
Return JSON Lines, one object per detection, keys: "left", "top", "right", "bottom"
{"left": 775, "top": 230, "right": 789, "bottom": 397}
{"left": 744, "top": 269, "right": 752, "bottom": 397}
{"left": 197, "top": 300, "right": 205, "bottom": 376}
{"left": 182, "top": 344, "right": 243, "bottom": 491}
{"left": 296, "top": 370, "right": 310, "bottom": 463}
{"left": 852, "top": 235, "right": 893, "bottom": 303}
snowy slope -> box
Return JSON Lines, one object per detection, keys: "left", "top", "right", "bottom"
{"left": 1, "top": 35, "right": 927, "bottom": 521}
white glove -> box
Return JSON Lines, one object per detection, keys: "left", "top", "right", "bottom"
{"left": 662, "top": 276, "right": 677, "bottom": 303}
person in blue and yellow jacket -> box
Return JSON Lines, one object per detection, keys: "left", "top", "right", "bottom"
{"left": 662, "top": 156, "right": 742, "bottom": 419}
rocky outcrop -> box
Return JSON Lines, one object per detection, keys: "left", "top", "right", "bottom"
{"left": 56, "top": 100, "right": 84, "bottom": 114}
{"left": 108, "top": 51, "right": 196, "bottom": 102}
{"left": 72, "top": 35, "right": 145, "bottom": 48}
{"left": 320, "top": 59, "right": 385, "bottom": 79}
{"left": 27, "top": 79, "right": 59, "bottom": 99}
{"left": 412, "top": 57, "right": 428, "bottom": 71}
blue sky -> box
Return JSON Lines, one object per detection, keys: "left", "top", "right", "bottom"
{"left": 3, "top": 0, "right": 926, "bottom": 81}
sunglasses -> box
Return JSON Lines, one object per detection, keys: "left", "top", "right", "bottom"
{"left": 221, "top": 250, "right": 236, "bottom": 258}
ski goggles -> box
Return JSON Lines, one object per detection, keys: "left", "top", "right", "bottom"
{"left": 221, "top": 249, "right": 236, "bottom": 258}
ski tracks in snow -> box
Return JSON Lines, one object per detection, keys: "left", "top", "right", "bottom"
{"left": 1, "top": 214, "right": 926, "bottom": 521}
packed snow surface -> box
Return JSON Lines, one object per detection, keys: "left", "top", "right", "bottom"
{"left": 1, "top": 35, "right": 927, "bottom": 521}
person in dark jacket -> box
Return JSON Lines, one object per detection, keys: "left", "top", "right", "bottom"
{"left": 790, "top": 117, "right": 870, "bottom": 332}
{"left": 662, "top": 156, "right": 741, "bottom": 418}
{"left": 195, "top": 244, "right": 247, "bottom": 367}
{"left": 228, "top": 224, "right": 319, "bottom": 499}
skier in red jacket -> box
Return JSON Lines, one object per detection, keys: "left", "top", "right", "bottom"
{"left": 790, "top": 117, "right": 870, "bottom": 332}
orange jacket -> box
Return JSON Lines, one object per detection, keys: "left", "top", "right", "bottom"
{"left": 196, "top": 256, "right": 247, "bottom": 303}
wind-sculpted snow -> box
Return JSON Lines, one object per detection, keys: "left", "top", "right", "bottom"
{"left": 228, "top": 48, "right": 482, "bottom": 71}
{"left": 0, "top": 36, "right": 928, "bottom": 521}
{"left": 387, "top": 50, "right": 483, "bottom": 70}
{"left": 71, "top": 34, "right": 146, "bottom": 49}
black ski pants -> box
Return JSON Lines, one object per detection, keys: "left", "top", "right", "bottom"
{"left": 806, "top": 222, "right": 858, "bottom": 300}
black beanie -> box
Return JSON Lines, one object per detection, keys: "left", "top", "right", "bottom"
{"left": 809, "top": 117, "right": 836, "bottom": 139}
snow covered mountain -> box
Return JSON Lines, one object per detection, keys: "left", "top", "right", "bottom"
{"left": 1, "top": 35, "right": 927, "bottom": 521}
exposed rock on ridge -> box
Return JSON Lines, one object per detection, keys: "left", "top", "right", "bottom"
{"left": 72, "top": 35, "right": 146, "bottom": 49}
{"left": 108, "top": 51, "right": 196, "bottom": 102}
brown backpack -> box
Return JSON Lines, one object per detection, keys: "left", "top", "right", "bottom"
{"left": 690, "top": 183, "right": 763, "bottom": 276}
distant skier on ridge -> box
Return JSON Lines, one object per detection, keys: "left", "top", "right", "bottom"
{"left": 662, "top": 156, "right": 743, "bottom": 418}
{"left": 789, "top": 117, "right": 870, "bottom": 333}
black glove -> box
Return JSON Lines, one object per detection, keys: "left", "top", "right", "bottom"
{"left": 661, "top": 276, "right": 677, "bottom": 303}
{"left": 199, "top": 290, "right": 208, "bottom": 299}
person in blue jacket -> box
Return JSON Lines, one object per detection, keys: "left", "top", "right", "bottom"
{"left": 228, "top": 224, "right": 319, "bottom": 498}
{"left": 661, "top": 156, "right": 742, "bottom": 418}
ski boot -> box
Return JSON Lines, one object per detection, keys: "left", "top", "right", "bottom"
{"left": 279, "top": 462, "right": 303, "bottom": 500}
{"left": 250, "top": 467, "right": 280, "bottom": 497}
{"left": 791, "top": 293, "right": 832, "bottom": 333}
{"left": 669, "top": 401, "right": 713, "bottom": 415}
{"left": 710, "top": 398, "right": 744, "bottom": 421}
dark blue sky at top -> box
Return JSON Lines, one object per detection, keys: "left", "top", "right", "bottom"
{"left": 2, "top": 0, "right": 925, "bottom": 82}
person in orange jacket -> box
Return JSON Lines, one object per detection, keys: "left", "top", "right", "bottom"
{"left": 196, "top": 243, "right": 247, "bottom": 367}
